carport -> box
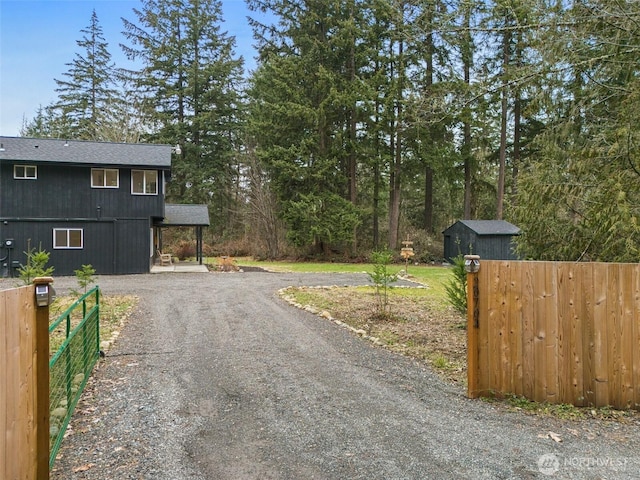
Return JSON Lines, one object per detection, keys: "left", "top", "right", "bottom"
{"left": 157, "top": 204, "right": 210, "bottom": 265}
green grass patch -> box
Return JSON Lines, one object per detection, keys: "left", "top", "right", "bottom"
{"left": 49, "top": 294, "right": 137, "bottom": 355}
{"left": 377, "top": 330, "right": 401, "bottom": 346}
{"left": 233, "top": 258, "right": 381, "bottom": 274}
{"left": 431, "top": 353, "right": 450, "bottom": 369}
{"left": 505, "top": 395, "right": 585, "bottom": 420}
{"left": 235, "top": 257, "right": 453, "bottom": 296}
{"left": 188, "top": 257, "right": 455, "bottom": 309}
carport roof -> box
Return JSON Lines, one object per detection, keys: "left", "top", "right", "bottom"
{"left": 162, "top": 204, "right": 210, "bottom": 226}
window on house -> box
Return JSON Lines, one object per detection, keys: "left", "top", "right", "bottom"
{"left": 53, "top": 228, "right": 83, "bottom": 249}
{"left": 131, "top": 170, "right": 158, "bottom": 195}
{"left": 91, "top": 168, "right": 119, "bottom": 188}
{"left": 14, "top": 165, "right": 37, "bottom": 179}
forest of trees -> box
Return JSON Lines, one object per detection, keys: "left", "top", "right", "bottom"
{"left": 21, "top": 0, "right": 640, "bottom": 262}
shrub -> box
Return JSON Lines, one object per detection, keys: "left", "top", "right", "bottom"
{"left": 172, "top": 240, "right": 195, "bottom": 260}
{"left": 74, "top": 264, "right": 96, "bottom": 293}
{"left": 401, "top": 227, "right": 444, "bottom": 263}
{"left": 367, "top": 249, "right": 398, "bottom": 316}
{"left": 445, "top": 254, "right": 467, "bottom": 314}
{"left": 18, "top": 242, "right": 54, "bottom": 285}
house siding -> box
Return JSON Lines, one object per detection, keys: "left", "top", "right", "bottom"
{"left": 0, "top": 218, "right": 152, "bottom": 276}
{"left": 0, "top": 163, "right": 165, "bottom": 218}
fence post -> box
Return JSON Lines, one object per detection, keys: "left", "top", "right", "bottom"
{"left": 33, "top": 277, "right": 53, "bottom": 480}
{"left": 464, "top": 255, "right": 480, "bottom": 398}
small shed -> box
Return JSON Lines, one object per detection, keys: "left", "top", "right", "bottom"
{"left": 443, "top": 220, "right": 521, "bottom": 261}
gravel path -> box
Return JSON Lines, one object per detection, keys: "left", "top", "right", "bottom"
{"left": 40, "top": 272, "right": 640, "bottom": 479}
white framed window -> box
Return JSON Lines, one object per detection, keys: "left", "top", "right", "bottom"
{"left": 14, "top": 165, "right": 37, "bottom": 179}
{"left": 91, "top": 168, "right": 119, "bottom": 188}
{"left": 131, "top": 170, "right": 158, "bottom": 195}
{"left": 53, "top": 228, "right": 83, "bottom": 249}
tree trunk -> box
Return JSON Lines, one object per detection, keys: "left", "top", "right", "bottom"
{"left": 496, "top": 23, "right": 510, "bottom": 220}
{"left": 462, "top": 3, "right": 473, "bottom": 219}
{"left": 512, "top": 34, "right": 522, "bottom": 204}
{"left": 348, "top": 0, "right": 357, "bottom": 253}
{"left": 388, "top": 33, "right": 404, "bottom": 250}
{"left": 423, "top": 2, "right": 434, "bottom": 233}
{"left": 424, "top": 167, "right": 433, "bottom": 233}
{"left": 373, "top": 153, "right": 380, "bottom": 249}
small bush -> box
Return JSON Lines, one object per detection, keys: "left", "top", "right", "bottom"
{"left": 445, "top": 254, "right": 467, "bottom": 314}
{"left": 367, "top": 249, "right": 398, "bottom": 315}
{"left": 19, "top": 242, "right": 54, "bottom": 285}
{"left": 172, "top": 240, "right": 195, "bottom": 260}
{"left": 74, "top": 264, "right": 96, "bottom": 294}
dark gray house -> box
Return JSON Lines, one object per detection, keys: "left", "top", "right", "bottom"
{"left": 443, "top": 220, "right": 521, "bottom": 261}
{"left": 0, "top": 136, "right": 206, "bottom": 276}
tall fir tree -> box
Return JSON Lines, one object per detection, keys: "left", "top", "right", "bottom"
{"left": 52, "top": 10, "right": 119, "bottom": 140}
{"left": 122, "top": 0, "right": 245, "bottom": 233}
{"left": 247, "top": 0, "right": 369, "bottom": 255}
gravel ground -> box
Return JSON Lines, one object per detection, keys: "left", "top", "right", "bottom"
{"left": 24, "top": 272, "right": 640, "bottom": 479}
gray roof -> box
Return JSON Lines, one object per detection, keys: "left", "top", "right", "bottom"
{"left": 162, "top": 204, "right": 210, "bottom": 226}
{"left": 0, "top": 136, "right": 172, "bottom": 168}
{"left": 445, "top": 220, "right": 521, "bottom": 235}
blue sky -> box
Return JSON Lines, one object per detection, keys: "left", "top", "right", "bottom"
{"left": 0, "top": 0, "right": 259, "bottom": 136}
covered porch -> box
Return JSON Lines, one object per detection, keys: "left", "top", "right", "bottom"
{"left": 154, "top": 203, "right": 210, "bottom": 271}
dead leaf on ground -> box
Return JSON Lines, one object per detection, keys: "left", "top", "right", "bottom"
{"left": 73, "top": 463, "right": 96, "bottom": 473}
{"left": 537, "top": 431, "right": 563, "bottom": 443}
{"left": 549, "top": 431, "right": 562, "bottom": 442}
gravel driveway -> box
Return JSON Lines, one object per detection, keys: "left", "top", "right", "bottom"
{"left": 42, "top": 271, "right": 640, "bottom": 479}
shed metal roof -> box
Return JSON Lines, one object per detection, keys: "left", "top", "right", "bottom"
{"left": 444, "top": 220, "right": 521, "bottom": 236}
{"left": 162, "top": 204, "right": 210, "bottom": 226}
{"left": 0, "top": 136, "right": 172, "bottom": 168}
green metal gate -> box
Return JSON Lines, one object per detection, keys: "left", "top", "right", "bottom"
{"left": 48, "top": 286, "right": 100, "bottom": 468}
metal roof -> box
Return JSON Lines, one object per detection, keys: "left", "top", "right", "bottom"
{"left": 0, "top": 136, "right": 172, "bottom": 168}
{"left": 444, "top": 220, "right": 521, "bottom": 236}
{"left": 162, "top": 204, "right": 210, "bottom": 226}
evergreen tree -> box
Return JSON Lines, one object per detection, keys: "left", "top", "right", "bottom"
{"left": 122, "top": 0, "right": 245, "bottom": 233}
{"left": 52, "top": 10, "right": 119, "bottom": 140}
{"left": 247, "top": 0, "right": 370, "bottom": 255}
{"left": 401, "top": 0, "right": 460, "bottom": 234}
{"left": 513, "top": 0, "right": 640, "bottom": 261}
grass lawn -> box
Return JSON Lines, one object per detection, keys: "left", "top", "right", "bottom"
{"left": 229, "top": 257, "right": 452, "bottom": 294}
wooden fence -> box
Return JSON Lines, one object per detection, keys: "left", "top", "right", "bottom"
{"left": 467, "top": 260, "right": 640, "bottom": 410}
{"left": 1, "top": 280, "right": 51, "bottom": 480}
